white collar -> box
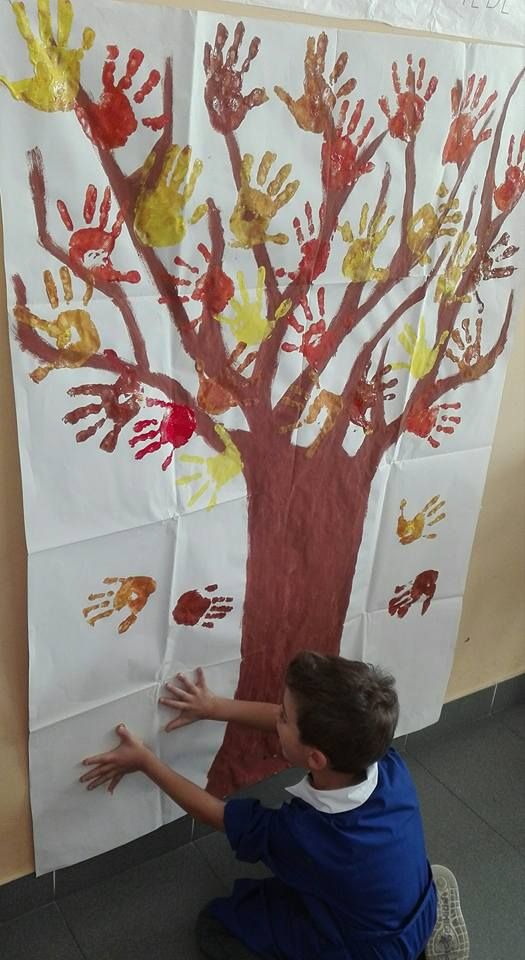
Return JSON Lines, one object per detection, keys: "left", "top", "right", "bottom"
{"left": 285, "top": 762, "right": 378, "bottom": 814}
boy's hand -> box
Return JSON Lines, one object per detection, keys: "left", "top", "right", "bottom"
{"left": 160, "top": 667, "right": 216, "bottom": 732}
{"left": 80, "top": 723, "right": 151, "bottom": 793}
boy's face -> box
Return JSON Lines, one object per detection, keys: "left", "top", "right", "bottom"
{"left": 277, "top": 686, "right": 313, "bottom": 768}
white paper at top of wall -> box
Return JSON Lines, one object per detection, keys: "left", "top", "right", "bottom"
{"left": 216, "top": 0, "right": 525, "bottom": 46}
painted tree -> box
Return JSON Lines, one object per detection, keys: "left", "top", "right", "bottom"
{"left": 2, "top": 2, "right": 524, "bottom": 797}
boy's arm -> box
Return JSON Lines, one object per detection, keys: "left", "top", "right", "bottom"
{"left": 81, "top": 724, "right": 225, "bottom": 829}
{"left": 160, "top": 668, "right": 280, "bottom": 734}
{"left": 143, "top": 753, "right": 224, "bottom": 829}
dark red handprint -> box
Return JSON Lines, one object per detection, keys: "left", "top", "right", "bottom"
{"left": 203, "top": 22, "right": 268, "bottom": 134}
{"left": 474, "top": 232, "right": 519, "bottom": 284}
{"left": 63, "top": 366, "right": 142, "bottom": 452}
{"left": 406, "top": 398, "right": 461, "bottom": 449}
{"left": 493, "top": 133, "right": 525, "bottom": 212}
{"left": 129, "top": 397, "right": 196, "bottom": 470}
{"left": 172, "top": 584, "right": 233, "bottom": 628}
{"left": 165, "top": 244, "right": 234, "bottom": 320}
{"left": 348, "top": 361, "right": 397, "bottom": 433}
{"left": 388, "top": 570, "right": 439, "bottom": 618}
{"left": 379, "top": 55, "right": 438, "bottom": 142}
{"left": 442, "top": 74, "right": 497, "bottom": 166}
{"left": 57, "top": 185, "right": 140, "bottom": 283}
{"left": 195, "top": 362, "right": 239, "bottom": 416}
{"left": 75, "top": 45, "right": 167, "bottom": 150}
{"left": 322, "top": 98, "right": 375, "bottom": 190}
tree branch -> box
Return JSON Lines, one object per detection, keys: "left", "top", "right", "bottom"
{"left": 28, "top": 148, "right": 149, "bottom": 372}
{"left": 75, "top": 60, "right": 202, "bottom": 369}
{"left": 477, "top": 67, "right": 525, "bottom": 241}
{"left": 12, "top": 276, "right": 225, "bottom": 453}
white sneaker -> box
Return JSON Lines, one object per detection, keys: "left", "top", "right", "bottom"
{"left": 425, "top": 865, "right": 470, "bottom": 959}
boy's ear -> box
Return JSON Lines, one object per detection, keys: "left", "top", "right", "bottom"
{"left": 307, "top": 748, "right": 329, "bottom": 772}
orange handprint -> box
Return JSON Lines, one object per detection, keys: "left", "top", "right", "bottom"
{"left": 57, "top": 185, "right": 140, "bottom": 283}
{"left": 442, "top": 74, "right": 497, "bottom": 166}
{"left": 321, "top": 98, "right": 375, "bottom": 191}
{"left": 14, "top": 266, "right": 99, "bottom": 383}
{"left": 229, "top": 151, "right": 299, "bottom": 248}
{"left": 397, "top": 496, "right": 446, "bottom": 545}
{"left": 379, "top": 55, "right": 438, "bottom": 142}
{"left": 203, "top": 22, "right": 268, "bottom": 134}
{"left": 274, "top": 32, "right": 355, "bottom": 135}
{"left": 83, "top": 576, "right": 157, "bottom": 634}
{"left": 75, "top": 45, "right": 167, "bottom": 149}
{"left": 493, "top": 133, "right": 525, "bottom": 212}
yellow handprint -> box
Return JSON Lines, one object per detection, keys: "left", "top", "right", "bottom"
{"left": 435, "top": 231, "right": 476, "bottom": 303}
{"left": 177, "top": 424, "right": 243, "bottom": 510}
{"left": 133, "top": 145, "right": 207, "bottom": 248}
{"left": 230, "top": 151, "right": 299, "bottom": 249}
{"left": 339, "top": 203, "right": 395, "bottom": 283}
{"left": 392, "top": 317, "right": 448, "bottom": 380}
{"left": 407, "top": 184, "right": 463, "bottom": 265}
{"left": 14, "top": 266, "right": 99, "bottom": 382}
{"left": 397, "top": 496, "right": 446, "bottom": 545}
{"left": 218, "top": 267, "right": 291, "bottom": 346}
{"left": 0, "top": 0, "right": 94, "bottom": 111}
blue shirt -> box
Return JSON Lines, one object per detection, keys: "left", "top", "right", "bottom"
{"left": 209, "top": 749, "right": 436, "bottom": 959}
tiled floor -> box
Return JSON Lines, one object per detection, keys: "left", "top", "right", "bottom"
{"left": 3, "top": 705, "right": 525, "bottom": 960}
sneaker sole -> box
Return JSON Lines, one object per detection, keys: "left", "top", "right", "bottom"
{"left": 425, "top": 865, "right": 470, "bottom": 960}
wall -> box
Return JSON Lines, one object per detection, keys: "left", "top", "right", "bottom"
{"left": 0, "top": 0, "right": 524, "bottom": 884}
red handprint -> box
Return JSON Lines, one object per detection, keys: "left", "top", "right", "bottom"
{"left": 282, "top": 287, "right": 334, "bottom": 369}
{"left": 388, "top": 570, "right": 439, "bottom": 618}
{"left": 63, "top": 367, "right": 142, "bottom": 452}
{"left": 442, "top": 74, "right": 497, "bottom": 166}
{"left": 203, "top": 22, "right": 268, "bottom": 134}
{"left": 75, "top": 45, "right": 167, "bottom": 150}
{"left": 129, "top": 397, "right": 196, "bottom": 470}
{"left": 493, "top": 133, "right": 525, "bottom": 212}
{"left": 275, "top": 202, "right": 331, "bottom": 285}
{"left": 406, "top": 398, "right": 461, "bottom": 449}
{"left": 379, "top": 55, "right": 438, "bottom": 142}
{"left": 57, "top": 185, "right": 140, "bottom": 283}
{"left": 321, "top": 98, "right": 375, "bottom": 190}
{"left": 172, "top": 584, "right": 233, "bottom": 628}
{"left": 164, "top": 244, "right": 234, "bottom": 320}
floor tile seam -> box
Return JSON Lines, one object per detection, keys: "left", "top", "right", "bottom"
{"left": 55, "top": 901, "right": 90, "bottom": 959}
{"left": 410, "top": 756, "right": 525, "bottom": 863}
{"left": 189, "top": 839, "right": 232, "bottom": 893}
{"left": 404, "top": 711, "right": 518, "bottom": 751}
{"left": 494, "top": 715, "right": 525, "bottom": 741}
{"left": 0, "top": 900, "right": 58, "bottom": 929}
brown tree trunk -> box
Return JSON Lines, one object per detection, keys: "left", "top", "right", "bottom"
{"left": 206, "top": 428, "right": 376, "bottom": 797}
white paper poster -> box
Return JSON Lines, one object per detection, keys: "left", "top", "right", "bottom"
{"left": 217, "top": 0, "right": 525, "bottom": 46}
{"left": 0, "top": 0, "right": 524, "bottom": 872}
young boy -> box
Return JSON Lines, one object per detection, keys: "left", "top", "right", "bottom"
{"left": 81, "top": 652, "right": 469, "bottom": 960}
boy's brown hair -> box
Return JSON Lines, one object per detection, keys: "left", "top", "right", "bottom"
{"left": 285, "top": 651, "right": 399, "bottom": 774}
